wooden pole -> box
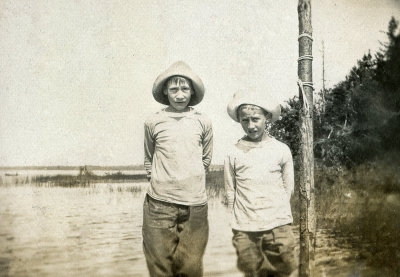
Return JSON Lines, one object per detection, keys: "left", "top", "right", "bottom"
{"left": 298, "top": 0, "right": 316, "bottom": 276}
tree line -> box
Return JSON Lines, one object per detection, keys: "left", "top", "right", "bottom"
{"left": 271, "top": 17, "right": 400, "bottom": 184}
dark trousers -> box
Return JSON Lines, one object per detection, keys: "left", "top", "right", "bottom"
{"left": 232, "top": 225, "right": 298, "bottom": 277}
{"left": 142, "top": 195, "right": 209, "bottom": 277}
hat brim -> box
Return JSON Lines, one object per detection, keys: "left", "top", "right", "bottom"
{"left": 227, "top": 94, "right": 281, "bottom": 123}
{"left": 152, "top": 62, "right": 205, "bottom": 106}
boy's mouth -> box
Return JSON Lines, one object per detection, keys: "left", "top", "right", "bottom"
{"left": 247, "top": 131, "right": 262, "bottom": 138}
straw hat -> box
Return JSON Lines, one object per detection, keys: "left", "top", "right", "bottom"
{"left": 152, "top": 61, "right": 205, "bottom": 106}
{"left": 227, "top": 91, "right": 281, "bottom": 122}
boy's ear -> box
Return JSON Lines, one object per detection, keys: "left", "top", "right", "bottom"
{"left": 191, "top": 90, "right": 194, "bottom": 96}
{"left": 163, "top": 89, "right": 168, "bottom": 96}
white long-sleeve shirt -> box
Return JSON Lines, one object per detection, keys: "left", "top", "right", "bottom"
{"left": 144, "top": 108, "right": 213, "bottom": 205}
{"left": 224, "top": 136, "right": 294, "bottom": 231}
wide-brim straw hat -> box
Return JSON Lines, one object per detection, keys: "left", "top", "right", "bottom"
{"left": 152, "top": 61, "right": 205, "bottom": 106}
{"left": 227, "top": 91, "right": 281, "bottom": 122}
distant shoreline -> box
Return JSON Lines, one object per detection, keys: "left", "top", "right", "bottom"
{"left": 0, "top": 165, "right": 144, "bottom": 171}
{"left": 0, "top": 164, "right": 224, "bottom": 171}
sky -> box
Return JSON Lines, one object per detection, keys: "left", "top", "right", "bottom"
{"left": 1, "top": 0, "right": 399, "bottom": 166}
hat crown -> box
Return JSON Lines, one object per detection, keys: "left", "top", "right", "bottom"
{"left": 227, "top": 91, "right": 281, "bottom": 122}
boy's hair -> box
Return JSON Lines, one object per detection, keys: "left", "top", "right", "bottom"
{"left": 162, "top": 76, "right": 194, "bottom": 94}
{"left": 237, "top": 104, "right": 273, "bottom": 120}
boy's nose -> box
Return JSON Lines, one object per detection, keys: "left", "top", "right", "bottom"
{"left": 176, "top": 90, "right": 185, "bottom": 99}
{"left": 248, "top": 122, "right": 256, "bottom": 129}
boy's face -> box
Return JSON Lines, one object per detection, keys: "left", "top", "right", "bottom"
{"left": 163, "top": 77, "right": 193, "bottom": 111}
{"left": 238, "top": 105, "right": 268, "bottom": 142}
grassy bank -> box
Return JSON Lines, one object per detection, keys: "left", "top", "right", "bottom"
{"left": 315, "top": 162, "right": 400, "bottom": 274}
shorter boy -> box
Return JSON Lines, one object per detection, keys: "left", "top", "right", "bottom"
{"left": 224, "top": 91, "right": 298, "bottom": 277}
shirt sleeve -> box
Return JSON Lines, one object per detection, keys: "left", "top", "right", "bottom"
{"left": 224, "top": 155, "right": 236, "bottom": 208}
{"left": 281, "top": 146, "right": 294, "bottom": 197}
{"left": 201, "top": 117, "right": 213, "bottom": 171}
{"left": 144, "top": 121, "right": 154, "bottom": 177}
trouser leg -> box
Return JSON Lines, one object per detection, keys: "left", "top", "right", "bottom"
{"left": 260, "top": 225, "right": 298, "bottom": 277}
{"left": 174, "top": 203, "right": 209, "bottom": 277}
{"left": 142, "top": 195, "right": 179, "bottom": 277}
{"left": 232, "top": 230, "right": 264, "bottom": 276}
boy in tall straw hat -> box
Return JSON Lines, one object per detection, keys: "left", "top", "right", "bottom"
{"left": 143, "top": 61, "right": 213, "bottom": 277}
{"left": 225, "top": 91, "right": 298, "bottom": 277}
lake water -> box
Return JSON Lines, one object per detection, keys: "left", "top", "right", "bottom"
{"left": 0, "top": 182, "right": 242, "bottom": 277}
{"left": 0, "top": 181, "right": 383, "bottom": 277}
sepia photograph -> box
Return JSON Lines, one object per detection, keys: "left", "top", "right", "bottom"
{"left": 1, "top": 0, "right": 400, "bottom": 276}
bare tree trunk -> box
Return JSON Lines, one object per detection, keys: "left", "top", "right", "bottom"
{"left": 321, "top": 40, "right": 326, "bottom": 115}
{"left": 298, "top": 0, "right": 316, "bottom": 276}
{"left": 322, "top": 40, "right": 326, "bottom": 92}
